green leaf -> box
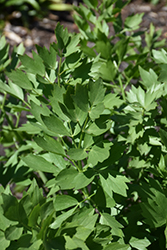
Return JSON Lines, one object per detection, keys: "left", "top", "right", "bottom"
{"left": 0, "top": 79, "right": 24, "bottom": 101}
{"left": 5, "top": 225, "right": 23, "bottom": 241}
{"left": 152, "top": 48, "right": 167, "bottom": 64}
{"left": 100, "top": 173, "right": 129, "bottom": 197}
{"left": 0, "top": 209, "right": 11, "bottom": 231}
{"left": 100, "top": 174, "right": 113, "bottom": 200}
{"left": 83, "top": 0, "right": 98, "bottom": 8}
{"left": 19, "top": 51, "right": 45, "bottom": 76}
{"left": 42, "top": 115, "right": 70, "bottom": 136}
{"left": 0, "top": 231, "right": 10, "bottom": 249}
{"left": 159, "top": 128, "right": 167, "bottom": 149}
{"left": 129, "top": 237, "right": 151, "bottom": 250}
{"left": 48, "top": 153, "right": 67, "bottom": 171}
{"left": 23, "top": 154, "right": 60, "bottom": 174}
{"left": 54, "top": 195, "right": 78, "bottom": 211}
{"left": 99, "top": 60, "right": 116, "bottom": 82}
{"left": 89, "top": 78, "right": 105, "bottom": 106}
{"left": 73, "top": 83, "right": 89, "bottom": 112}
{"left": 100, "top": 213, "right": 123, "bottom": 237}
{"left": 56, "top": 167, "right": 79, "bottom": 190}
{"left": 28, "top": 204, "right": 40, "bottom": 227}
{"left": 124, "top": 13, "right": 144, "bottom": 30}
{"left": 83, "top": 134, "right": 94, "bottom": 148}
{"left": 59, "top": 102, "right": 86, "bottom": 125}
{"left": 72, "top": 207, "right": 94, "bottom": 224}
{"left": 48, "top": 3, "right": 73, "bottom": 11}
{"left": 139, "top": 66, "right": 159, "bottom": 89}
{"left": 104, "top": 93, "right": 124, "bottom": 109}
{"left": 86, "top": 116, "right": 111, "bottom": 136}
{"left": 2, "top": 194, "right": 27, "bottom": 223}
{"left": 65, "top": 34, "right": 80, "bottom": 57}
{"left": 24, "top": 0, "right": 40, "bottom": 10}
{"left": 126, "top": 85, "right": 157, "bottom": 111}
{"left": 27, "top": 240, "right": 42, "bottom": 250}
{"left": 115, "top": 37, "right": 129, "bottom": 62}
{"left": 95, "top": 40, "right": 112, "bottom": 60}
{"left": 109, "top": 174, "right": 129, "bottom": 197}
{"left": 140, "top": 179, "right": 167, "bottom": 228}
{"left": 89, "top": 103, "right": 105, "bottom": 120}
{"left": 31, "top": 185, "right": 45, "bottom": 207}
{"left": 50, "top": 207, "right": 76, "bottom": 229}
{"left": 68, "top": 148, "right": 87, "bottom": 161}
{"left": 94, "top": 186, "right": 115, "bottom": 208}
{"left": 30, "top": 101, "right": 52, "bottom": 124}
{"left": 3, "top": 233, "right": 32, "bottom": 249}
{"left": 59, "top": 85, "right": 87, "bottom": 124}
{"left": 34, "top": 135, "right": 65, "bottom": 156}
{"left": 36, "top": 44, "right": 57, "bottom": 69}
{"left": 104, "top": 242, "right": 130, "bottom": 250}
{"left": 72, "top": 58, "right": 92, "bottom": 81}
{"left": 74, "top": 226, "right": 93, "bottom": 242}
{"left": 50, "top": 84, "right": 67, "bottom": 120}
{"left": 65, "top": 51, "right": 82, "bottom": 69}
{"left": 69, "top": 236, "right": 90, "bottom": 250}
{"left": 37, "top": 213, "right": 53, "bottom": 240}
{"left": 40, "top": 201, "right": 54, "bottom": 221}
{"left": 88, "top": 144, "right": 110, "bottom": 167}
{"left": 65, "top": 235, "right": 79, "bottom": 249}
{"left": 7, "top": 69, "right": 33, "bottom": 90}
{"left": 16, "top": 122, "right": 42, "bottom": 134}
{"left": 74, "top": 170, "right": 94, "bottom": 189}
{"left": 165, "top": 225, "right": 167, "bottom": 249}
{"left": 159, "top": 64, "right": 167, "bottom": 82}
{"left": 55, "top": 22, "right": 69, "bottom": 51}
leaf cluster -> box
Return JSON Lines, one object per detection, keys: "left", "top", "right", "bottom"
{"left": 1, "top": 0, "right": 167, "bottom": 249}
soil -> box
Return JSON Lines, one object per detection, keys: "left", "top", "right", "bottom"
{"left": 2, "top": 0, "right": 167, "bottom": 56}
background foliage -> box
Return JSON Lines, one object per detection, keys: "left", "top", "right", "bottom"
{"left": 1, "top": 0, "right": 167, "bottom": 249}
{"left": 0, "top": 0, "right": 74, "bottom": 29}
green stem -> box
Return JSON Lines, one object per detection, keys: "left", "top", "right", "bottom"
{"left": 22, "top": 99, "right": 31, "bottom": 109}
{"left": 118, "top": 75, "right": 126, "bottom": 101}
{"left": 15, "top": 112, "right": 21, "bottom": 128}
{"left": 61, "top": 137, "right": 81, "bottom": 171}
{"left": 21, "top": 222, "right": 32, "bottom": 232}
{"left": 1, "top": 92, "right": 7, "bottom": 111}
{"left": 78, "top": 116, "right": 89, "bottom": 171}
{"left": 38, "top": 171, "right": 48, "bottom": 184}
{"left": 80, "top": 191, "right": 96, "bottom": 204}
{"left": 78, "top": 116, "right": 89, "bottom": 149}
{"left": 44, "top": 75, "right": 53, "bottom": 84}
{"left": 68, "top": 121, "right": 77, "bottom": 148}
{"left": 60, "top": 137, "right": 69, "bottom": 151}
{"left": 58, "top": 56, "right": 62, "bottom": 87}
{"left": 67, "top": 155, "right": 81, "bottom": 172}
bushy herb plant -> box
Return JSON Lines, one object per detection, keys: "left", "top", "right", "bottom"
{"left": 1, "top": 0, "right": 167, "bottom": 249}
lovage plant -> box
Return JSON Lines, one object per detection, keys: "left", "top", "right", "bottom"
{"left": 1, "top": 0, "right": 167, "bottom": 249}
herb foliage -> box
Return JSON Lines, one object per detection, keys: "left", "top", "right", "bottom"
{"left": 0, "top": 0, "right": 167, "bottom": 249}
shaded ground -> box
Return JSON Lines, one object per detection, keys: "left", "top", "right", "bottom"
{"left": 2, "top": 0, "right": 167, "bottom": 56}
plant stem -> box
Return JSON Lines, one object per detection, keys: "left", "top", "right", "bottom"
{"left": 78, "top": 116, "right": 89, "bottom": 149}
{"left": 22, "top": 99, "right": 31, "bottom": 109}
{"left": 1, "top": 92, "right": 7, "bottom": 111}
{"left": 58, "top": 56, "right": 62, "bottom": 87}
{"left": 118, "top": 75, "right": 126, "bottom": 101}
{"left": 77, "top": 116, "right": 89, "bottom": 171}
{"left": 15, "top": 112, "right": 21, "bottom": 128}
